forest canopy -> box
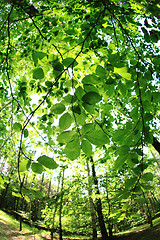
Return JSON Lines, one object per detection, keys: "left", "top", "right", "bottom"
{"left": 0, "top": 0, "right": 160, "bottom": 239}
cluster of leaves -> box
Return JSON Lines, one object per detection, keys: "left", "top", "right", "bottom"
{"left": 0, "top": 0, "right": 160, "bottom": 234}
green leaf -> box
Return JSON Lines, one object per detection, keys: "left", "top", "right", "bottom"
{"left": 62, "top": 58, "right": 78, "bottom": 67}
{"left": 31, "top": 190, "right": 43, "bottom": 199}
{"left": 85, "top": 130, "right": 109, "bottom": 146}
{"left": 114, "top": 154, "right": 128, "bottom": 170}
{"left": 37, "top": 155, "right": 58, "bottom": 169}
{"left": 57, "top": 131, "right": 78, "bottom": 144}
{"left": 82, "top": 92, "right": 101, "bottom": 105}
{"left": 114, "top": 67, "right": 131, "bottom": 80}
{"left": 13, "top": 122, "right": 22, "bottom": 132}
{"left": 59, "top": 112, "right": 73, "bottom": 130}
{"left": 33, "top": 68, "right": 44, "bottom": 79}
{"left": 125, "top": 177, "right": 137, "bottom": 190}
{"left": 64, "top": 140, "right": 81, "bottom": 160}
{"left": 84, "top": 84, "right": 99, "bottom": 93}
{"left": 82, "top": 74, "right": 99, "bottom": 84}
{"left": 12, "top": 192, "right": 21, "bottom": 198}
{"left": 72, "top": 105, "right": 81, "bottom": 114}
{"left": 141, "top": 172, "right": 154, "bottom": 182}
{"left": 24, "top": 129, "right": 29, "bottom": 138}
{"left": 31, "top": 162, "right": 44, "bottom": 174}
{"left": 81, "top": 139, "right": 92, "bottom": 157}
{"left": 96, "top": 65, "right": 106, "bottom": 77}
{"left": 19, "top": 160, "right": 31, "bottom": 172}
{"left": 51, "top": 103, "right": 66, "bottom": 114}
{"left": 82, "top": 123, "right": 95, "bottom": 135}
{"left": 53, "top": 62, "right": 64, "bottom": 71}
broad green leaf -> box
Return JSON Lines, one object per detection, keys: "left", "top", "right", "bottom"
{"left": 82, "top": 74, "right": 99, "bottom": 84}
{"left": 32, "top": 51, "right": 47, "bottom": 66}
{"left": 51, "top": 103, "right": 65, "bottom": 114}
{"left": 12, "top": 192, "right": 21, "bottom": 198}
{"left": 114, "top": 154, "right": 128, "bottom": 170}
{"left": 82, "top": 123, "right": 95, "bottom": 135}
{"left": 83, "top": 103, "right": 95, "bottom": 114}
{"left": 96, "top": 65, "right": 106, "bottom": 77}
{"left": 31, "top": 162, "right": 44, "bottom": 174}
{"left": 85, "top": 130, "right": 109, "bottom": 146}
{"left": 33, "top": 67, "right": 44, "bottom": 79}
{"left": 125, "top": 177, "right": 137, "bottom": 190}
{"left": 114, "top": 67, "right": 131, "bottom": 80}
{"left": 118, "top": 191, "right": 131, "bottom": 201}
{"left": 63, "top": 94, "right": 76, "bottom": 103}
{"left": 75, "top": 86, "right": 85, "bottom": 100}
{"left": 24, "top": 195, "right": 30, "bottom": 202}
{"left": 62, "top": 58, "right": 78, "bottom": 67}
{"left": 141, "top": 172, "right": 154, "bottom": 182}
{"left": 24, "top": 129, "right": 29, "bottom": 138}
{"left": 31, "top": 190, "right": 43, "bottom": 199}
{"left": 81, "top": 139, "right": 92, "bottom": 157}
{"left": 82, "top": 92, "right": 101, "bottom": 105}
{"left": 13, "top": 122, "right": 22, "bottom": 132}
{"left": 84, "top": 84, "right": 99, "bottom": 93}
{"left": 37, "top": 155, "right": 58, "bottom": 169}
{"left": 57, "top": 131, "right": 78, "bottom": 144}
{"left": 72, "top": 105, "right": 81, "bottom": 115}
{"left": 19, "top": 160, "right": 31, "bottom": 172}
{"left": 59, "top": 112, "right": 72, "bottom": 130}
{"left": 53, "top": 62, "right": 64, "bottom": 71}
{"left": 64, "top": 139, "right": 81, "bottom": 160}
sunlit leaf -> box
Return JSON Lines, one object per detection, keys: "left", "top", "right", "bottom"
{"left": 64, "top": 139, "right": 81, "bottom": 160}
{"left": 31, "top": 162, "right": 44, "bottom": 174}
{"left": 19, "top": 160, "right": 31, "bottom": 172}
{"left": 85, "top": 130, "right": 109, "bottom": 146}
{"left": 13, "top": 122, "right": 22, "bottom": 132}
{"left": 37, "top": 155, "right": 58, "bottom": 169}
{"left": 57, "top": 130, "right": 78, "bottom": 144}
{"left": 62, "top": 58, "right": 78, "bottom": 67}
{"left": 59, "top": 112, "right": 73, "bottom": 130}
{"left": 33, "top": 67, "right": 44, "bottom": 79}
{"left": 51, "top": 103, "right": 66, "bottom": 114}
{"left": 81, "top": 139, "right": 92, "bottom": 157}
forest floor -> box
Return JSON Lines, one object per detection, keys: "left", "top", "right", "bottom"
{"left": 0, "top": 210, "right": 160, "bottom": 240}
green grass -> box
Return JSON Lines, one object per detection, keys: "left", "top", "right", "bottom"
{"left": 0, "top": 210, "right": 35, "bottom": 232}
{"left": 115, "top": 217, "right": 160, "bottom": 239}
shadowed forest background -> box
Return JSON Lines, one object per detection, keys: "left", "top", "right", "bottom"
{"left": 0, "top": 0, "right": 160, "bottom": 239}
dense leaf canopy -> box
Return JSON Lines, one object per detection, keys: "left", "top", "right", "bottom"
{"left": 0, "top": 0, "right": 160, "bottom": 199}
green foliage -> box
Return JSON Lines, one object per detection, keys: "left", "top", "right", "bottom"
{"left": 37, "top": 155, "right": 58, "bottom": 169}
{"left": 0, "top": 0, "right": 160, "bottom": 235}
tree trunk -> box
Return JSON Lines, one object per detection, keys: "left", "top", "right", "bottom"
{"left": 152, "top": 137, "right": 160, "bottom": 155}
{"left": 90, "top": 157, "right": 108, "bottom": 239}
{"left": 51, "top": 172, "right": 61, "bottom": 240}
{"left": 59, "top": 167, "right": 65, "bottom": 240}
{"left": 86, "top": 159, "right": 97, "bottom": 240}
{"left": 143, "top": 191, "right": 153, "bottom": 227}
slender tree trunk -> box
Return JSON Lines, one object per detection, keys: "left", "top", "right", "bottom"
{"left": 142, "top": 191, "right": 153, "bottom": 227}
{"left": 59, "top": 167, "right": 65, "bottom": 240}
{"left": 51, "top": 172, "right": 61, "bottom": 240}
{"left": 90, "top": 157, "right": 108, "bottom": 239}
{"left": 86, "top": 159, "right": 97, "bottom": 240}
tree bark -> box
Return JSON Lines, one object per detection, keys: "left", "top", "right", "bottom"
{"left": 59, "top": 167, "right": 65, "bottom": 240}
{"left": 152, "top": 137, "right": 160, "bottom": 155}
{"left": 86, "top": 159, "right": 97, "bottom": 240}
{"left": 90, "top": 157, "right": 108, "bottom": 239}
